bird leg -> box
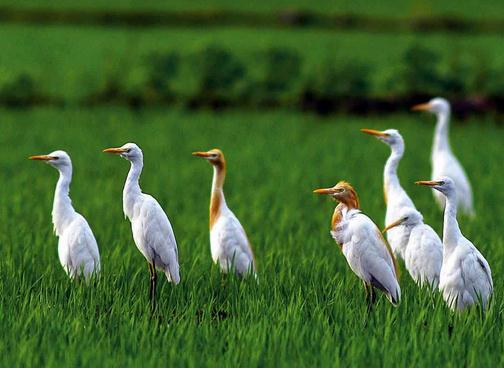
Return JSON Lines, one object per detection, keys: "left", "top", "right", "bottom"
{"left": 150, "top": 261, "right": 158, "bottom": 312}
{"left": 364, "top": 282, "right": 376, "bottom": 313}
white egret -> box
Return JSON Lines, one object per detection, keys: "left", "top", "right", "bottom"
{"left": 412, "top": 98, "right": 474, "bottom": 216}
{"left": 383, "top": 208, "right": 442, "bottom": 289}
{"left": 314, "top": 181, "right": 400, "bottom": 308}
{"left": 29, "top": 151, "right": 100, "bottom": 280}
{"left": 361, "top": 128, "right": 416, "bottom": 259}
{"left": 416, "top": 177, "right": 492, "bottom": 311}
{"left": 104, "top": 143, "right": 180, "bottom": 308}
{"left": 192, "top": 149, "right": 256, "bottom": 277}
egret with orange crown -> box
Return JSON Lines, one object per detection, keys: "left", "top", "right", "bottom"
{"left": 193, "top": 149, "right": 256, "bottom": 277}
{"left": 412, "top": 97, "right": 474, "bottom": 216}
{"left": 104, "top": 143, "right": 180, "bottom": 309}
{"left": 314, "top": 181, "right": 400, "bottom": 308}
{"left": 416, "top": 177, "right": 492, "bottom": 310}
{"left": 29, "top": 151, "right": 100, "bottom": 280}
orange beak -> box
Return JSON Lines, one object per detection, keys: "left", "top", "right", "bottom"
{"left": 382, "top": 218, "right": 406, "bottom": 233}
{"left": 360, "top": 128, "right": 388, "bottom": 137}
{"left": 415, "top": 180, "right": 441, "bottom": 187}
{"left": 192, "top": 151, "right": 212, "bottom": 158}
{"left": 29, "top": 155, "right": 57, "bottom": 161}
{"left": 411, "top": 103, "right": 432, "bottom": 111}
{"left": 103, "top": 147, "right": 127, "bottom": 154}
{"left": 313, "top": 187, "right": 338, "bottom": 195}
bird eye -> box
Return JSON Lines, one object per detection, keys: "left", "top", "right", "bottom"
{"left": 439, "top": 181, "right": 445, "bottom": 185}
{"left": 53, "top": 156, "right": 59, "bottom": 160}
{"left": 126, "top": 149, "right": 131, "bottom": 153}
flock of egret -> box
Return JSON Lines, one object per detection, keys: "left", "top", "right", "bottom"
{"left": 29, "top": 97, "right": 492, "bottom": 312}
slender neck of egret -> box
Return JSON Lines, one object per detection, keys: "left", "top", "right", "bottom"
{"left": 123, "top": 157, "right": 143, "bottom": 219}
{"left": 442, "top": 191, "right": 461, "bottom": 252}
{"left": 210, "top": 162, "right": 226, "bottom": 228}
{"left": 331, "top": 202, "right": 345, "bottom": 230}
{"left": 433, "top": 111, "right": 451, "bottom": 153}
{"left": 52, "top": 165, "right": 75, "bottom": 236}
{"left": 384, "top": 141, "right": 404, "bottom": 199}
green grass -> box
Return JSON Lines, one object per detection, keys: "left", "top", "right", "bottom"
{"left": 1, "top": 24, "right": 503, "bottom": 100}
{"left": 0, "top": 107, "right": 503, "bottom": 366}
{"left": 3, "top": 0, "right": 504, "bottom": 19}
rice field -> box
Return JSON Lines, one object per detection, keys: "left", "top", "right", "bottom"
{"left": 0, "top": 108, "right": 502, "bottom": 366}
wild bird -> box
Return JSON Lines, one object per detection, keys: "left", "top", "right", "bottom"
{"left": 314, "top": 181, "right": 400, "bottom": 308}
{"left": 29, "top": 151, "right": 100, "bottom": 280}
{"left": 412, "top": 97, "right": 475, "bottom": 216}
{"left": 192, "top": 149, "right": 256, "bottom": 277}
{"left": 383, "top": 207, "right": 442, "bottom": 289}
{"left": 104, "top": 143, "right": 180, "bottom": 308}
{"left": 361, "top": 128, "right": 443, "bottom": 289}
{"left": 416, "top": 177, "right": 492, "bottom": 311}
{"left": 360, "top": 128, "right": 416, "bottom": 260}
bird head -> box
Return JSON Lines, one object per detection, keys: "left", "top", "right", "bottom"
{"left": 313, "top": 181, "right": 360, "bottom": 209}
{"left": 415, "top": 176, "right": 455, "bottom": 196}
{"left": 382, "top": 208, "right": 423, "bottom": 233}
{"left": 360, "top": 128, "right": 403, "bottom": 147}
{"left": 103, "top": 143, "right": 143, "bottom": 162}
{"left": 29, "top": 150, "right": 71, "bottom": 169}
{"left": 411, "top": 97, "right": 450, "bottom": 116}
{"left": 192, "top": 148, "right": 225, "bottom": 168}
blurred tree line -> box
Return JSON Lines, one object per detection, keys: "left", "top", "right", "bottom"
{"left": 1, "top": 43, "right": 504, "bottom": 116}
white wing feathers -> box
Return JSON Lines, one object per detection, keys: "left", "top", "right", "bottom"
{"left": 134, "top": 194, "right": 180, "bottom": 284}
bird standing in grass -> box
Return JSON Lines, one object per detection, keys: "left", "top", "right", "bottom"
{"left": 29, "top": 151, "right": 100, "bottom": 280}
{"left": 383, "top": 207, "right": 442, "bottom": 289}
{"left": 360, "top": 128, "right": 416, "bottom": 260}
{"left": 104, "top": 143, "right": 180, "bottom": 309}
{"left": 314, "top": 181, "right": 400, "bottom": 308}
{"left": 412, "top": 98, "right": 474, "bottom": 216}
{"left": 416, "top": 177, "right": 492, "bottom": 310}
{"left": 192, "top": 149, "right": 256, "bottom": 277}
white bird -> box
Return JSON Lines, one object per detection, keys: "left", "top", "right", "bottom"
{"left": 192, "top": 149, "right": 256, "bottom": 277}
{"left": 383, "top": 208, "right": 442, "bottom": 289}
{"left": 314, "top": 181, "right": 400, "bottom": 308}
{"left": 416, "top": 177, "right": 492, "bottom": 311}
{"left": 29, "top": 151, "right": 100, "bottom": 280}
{"left": 361, "top": 128, "right": 416, "bottom": 259}
{"left": 412, "top": 98, "right": 474, "bottom": 216}
{"left": 104, "top": 143, "right": 180, "bottom": 308}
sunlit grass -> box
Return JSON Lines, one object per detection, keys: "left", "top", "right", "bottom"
{"left": 0, "top": 108, "right": 502, "bottom": 366}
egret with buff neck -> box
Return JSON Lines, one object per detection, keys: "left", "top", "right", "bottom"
{"left": 314, "top": 181, "right": 400, "bottom": 308}
{"left": 192, "top": 149, "right": 256, "bottom": 277}
{"left": 29, "top": 151, "right": 100, "bottom": 280}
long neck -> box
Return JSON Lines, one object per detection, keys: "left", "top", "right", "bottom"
{"left": 52, "top": 166, "right": 75, "bottom": 236}
{"left": 384, "top": 142, "right": 404, "bottom": 202}
{"left": 433, "top": 111, "right": 451, "bottom": 154}
{"left": 123, "top": 158, "right": 143, "bottom": 219}
{"left": 331, "top": 202, "right": 345, "bottom": 230}
{"left": 210, "top": 163, "right": 227, "bottom": 228}
{"left": 442, "top": 192, "right": 461, "bottom": 253}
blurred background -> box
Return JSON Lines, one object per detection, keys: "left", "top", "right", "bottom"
{"left": 0, "top": 0, "right": 503, "bottom": 118}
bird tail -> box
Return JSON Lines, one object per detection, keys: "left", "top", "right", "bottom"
{"left": 165, "top": 263, "right": 180, "bottom": 285}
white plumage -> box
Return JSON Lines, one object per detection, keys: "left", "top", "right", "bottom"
{"left": 383, "top": 208, "right": 442, "bottom": 289}
{"left": 314, "top": 181, "right": 400, "bottom": 307}
{"left": 417, "top": 177, "right": 492, "bottom": 310}
{"left": 193, "top": 149, "right": 256, "bottom": 276}
{"left": 30, "top": 151, "right": 100, "bottom": 280}
{"left": 412, "top": 97, "right": 474, "bottom": 216}
{"left": 361, "top": 128, "right": 415, "bottom": 260}
{"left": 104, "top": 143, "right": 180, "bottom": 306}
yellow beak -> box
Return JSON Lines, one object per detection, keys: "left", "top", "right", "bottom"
{"left": 192, "top": 151, "right": 212, "bottom": 158}
{"left": 382, "top": 218, "right": 406, "bottom": 233}
{"left": 360, "top": 128, "right": 387, "bottom": 137}
{"left": 103, "top": 147, "right": 127, "bottom": 154}
{"left": 415, "top": 180, "right": 441, "bottom": 187}
{"left": 313, "top": 187, "right": 337, "bottom": 195}
{"left": 29, "top": 155, "right": 57, "bottom": 161}
{"left": 411, "top": 103, "right": 432, "bottom": 111}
